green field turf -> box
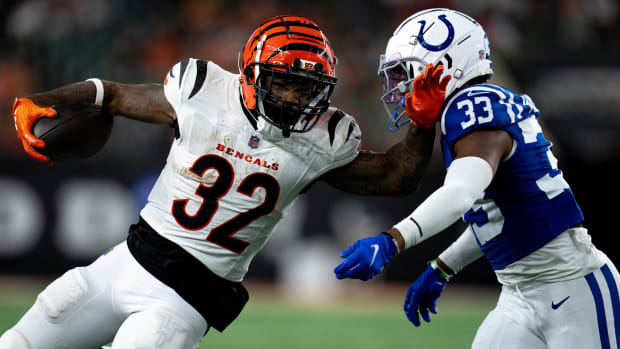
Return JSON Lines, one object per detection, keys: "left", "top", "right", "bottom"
{"left": 0, "top": 278, "right": 498, "bottom": 348}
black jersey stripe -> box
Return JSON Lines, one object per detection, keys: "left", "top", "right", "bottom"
{"left": 171, "top": 119, "right": 180, "bottom": 139}
{"left": 179, "top": 58, "right": 189, "bottom": 88}
{"left": 328, "top": 109, "right": 346, "bottom": 146}
{"left": 188, "top": 60, "right": 208, "bottom": 100}
{"left": 345, "top": 121, "right": 355, "bottom": 143}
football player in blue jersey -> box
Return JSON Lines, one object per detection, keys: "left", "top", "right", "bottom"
{"left": 334, "top": 8, "right": 620, "bottom": 349}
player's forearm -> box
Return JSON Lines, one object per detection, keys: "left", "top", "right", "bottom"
{"left": 321, "top": 125, "right": 434, "bottom": 196}
{"left": 389, "top": 156, "right": 493, "bottom": 251}
{"left": 384, "top": 125, "right": 435, "bottom": 194}
{"left": 28, "top": 81, "right": 175, "bottom": 126}
{"left": 28, "top": 81, "right": 97, "bottom": 108}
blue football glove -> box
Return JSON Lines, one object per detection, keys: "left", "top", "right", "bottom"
{"left": 334, "top": 233, "right": 396, "bottom": 281}
{"left": 404, "top": 262, "right": 449, "bottom": 327}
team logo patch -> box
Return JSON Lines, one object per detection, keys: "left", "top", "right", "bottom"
{"left": 248, "top": 135, "right": 260, "bottom": 149}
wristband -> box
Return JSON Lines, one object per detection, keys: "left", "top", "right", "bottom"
{"left": 380, "top": 232, "right": 400, "bottom": 257}
{"left": 86, "top": 78, "right": 104, "bottom": 106}
{"left": 430, "top": 260, "right": 452, "bottom": 281}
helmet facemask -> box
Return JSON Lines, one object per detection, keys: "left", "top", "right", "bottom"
{"left": 249, "top": 61, "right": 336, "bottom": 137}
{"left": 379, "top": 53, "right": 430, "bottom": 131}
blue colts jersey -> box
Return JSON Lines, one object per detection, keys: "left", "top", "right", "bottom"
{"left": 440, "top": 84, "right": 584, "bottom": 270}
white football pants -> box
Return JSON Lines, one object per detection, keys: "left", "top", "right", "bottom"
{"left": 472, "top": 256, "right": 620, "bottom": 349}
{"left": 0, "top": 241, "right": 208, "bottom": 349}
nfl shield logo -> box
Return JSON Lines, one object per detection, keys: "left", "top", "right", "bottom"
{"left": 248, "top": 135, "right": 260, "bottom": 149}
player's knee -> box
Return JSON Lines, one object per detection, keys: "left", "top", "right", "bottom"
{"left": 36, "top": 268, "right": 89, "bottom": 323}
{"left": 0, "top": 328, "right": 34, "bottom": 349}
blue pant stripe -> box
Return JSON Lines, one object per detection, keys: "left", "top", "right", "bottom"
{"left": 586, "top": 271, "right": 611, "bottom": 349}
{"left": 601, "top": 264, "right": 620, "bottom": 348}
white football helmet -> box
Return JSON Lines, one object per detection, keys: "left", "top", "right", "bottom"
{"left": 379, "top": 8, "right": 493, "bottom": 131}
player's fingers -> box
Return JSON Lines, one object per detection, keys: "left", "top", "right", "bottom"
{"left": 430, "top": 303, "right": 438, "bottom": 314}
{"left": 25, "top": 145, "right": 51, "bottom": 164}
{"left": 430, "top": 64, "right": 444, "bottom": 87}
{"left": 41, "top": 107, "right": 57, "bottom": 118}
{"left": 23, "top": 132, "right": 45, "bottom": 148}
{"left": 420, "top": 307, "right": 432, "bottom": 323}
{"left": 336, "top": 263, "right": 364, "bottom": 279}
{"left": 406, "top": 306, "right": 421, "bottom": 327}
{"left": 439, "top": 74, "right": 452, "bottom": 91}
{"left": 412, "top": 74, "right": 423, "bottom": 93}
{"left": 334, "top": 250, "right": 363, "bottom": 275}
{"left": 339, "top": 241, "right": 359, "bottom": 258}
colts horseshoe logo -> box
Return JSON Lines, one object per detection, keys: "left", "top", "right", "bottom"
{"left": 417, "top": 14, "right": 455, "bottom": 52}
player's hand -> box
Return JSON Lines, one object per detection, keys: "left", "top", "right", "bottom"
{"left": 12, "top": 97, "right": 56, "bottom": 164}
{"left": 334, "top": 233, "right": 395, "bottom": 281}
{"left": 404, "top": 262, "right": 449, "bottom": 326}
{"left": 404, "top": 63, "right": 451, "bottom": 130}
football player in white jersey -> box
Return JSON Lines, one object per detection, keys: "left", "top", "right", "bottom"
{"left": 335, "top": 8, "right": 620, "bottom": 349}
{"left": 3, "top": 15, "right": 441, "bottom": 349}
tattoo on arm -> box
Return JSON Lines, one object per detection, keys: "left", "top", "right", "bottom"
{"left": 105, "top": 82, "right": 176, "bottom": 125}
{"left": 321, "top": 126, "right": 435, "bottom": 196}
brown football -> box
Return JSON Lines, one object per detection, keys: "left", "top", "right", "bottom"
{"left": 32, "top": 101, "right": 113, "bottom": 161}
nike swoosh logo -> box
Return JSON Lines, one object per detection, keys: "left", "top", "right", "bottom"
{"left": 369, "top": 244, "right": 380, "bottom": 266}
{"left": 551, "top": 296, "right": 570, "bottom": 310}
{"left": 467, "top": 90, "right": 488, "bottom": 97}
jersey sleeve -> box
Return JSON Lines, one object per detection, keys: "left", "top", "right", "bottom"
{"left": 163, "top": 58, "right": 210, "bottom": 115}
{"left": 326, "top": 108, "right": 362, "bottom": 168}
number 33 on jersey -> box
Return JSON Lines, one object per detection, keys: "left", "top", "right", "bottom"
{"left": 140, "top": 58, "right": 361, "bottom": 282}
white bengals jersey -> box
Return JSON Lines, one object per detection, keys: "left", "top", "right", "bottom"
{"left": 140, "top": 58, "right": 361, "bottom": 282}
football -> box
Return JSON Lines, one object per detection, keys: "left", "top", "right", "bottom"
{"left": 32, "top": 101, "right": 113, "bottom": 161}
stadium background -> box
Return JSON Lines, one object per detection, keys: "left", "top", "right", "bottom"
{"left": 1, "top": 0, "right": 619, "bottom": 302}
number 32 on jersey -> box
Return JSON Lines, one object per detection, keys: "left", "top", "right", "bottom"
{"left": 171, "top": 154, "right": 280, "bottom": 254}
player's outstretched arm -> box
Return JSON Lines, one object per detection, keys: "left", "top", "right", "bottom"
{"left": 320, "top": 125, "right": 435, "bottom": 196}
{"left": 27, "top": 81, "right": 176, "bottom": 125}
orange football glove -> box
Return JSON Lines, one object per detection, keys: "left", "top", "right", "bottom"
{"left": 404, "top": 63, "right": 451, "bottom": 130}
{"left": 12, "top": 97, "right": 56, "bottom": 164}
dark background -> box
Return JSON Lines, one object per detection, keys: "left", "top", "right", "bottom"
{"left": 1, "top": 0, "right": 619, "bottom": 287}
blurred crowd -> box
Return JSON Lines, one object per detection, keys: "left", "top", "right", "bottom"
{"left": 2, "top": 0, "right": 619, "bottom": 157}
{"left": 1, "top": 0, "right": 619, "bottom": 282}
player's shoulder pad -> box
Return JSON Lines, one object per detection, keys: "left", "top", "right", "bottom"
{"left": 440, "top": 84, "right": 531, "bottom": 146}
{"left": 164, "top": 58, "right": 211, "bottom": 108}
